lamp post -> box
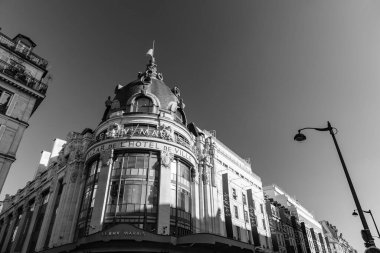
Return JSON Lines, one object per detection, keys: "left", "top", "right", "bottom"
{"left": 353, "top": 210, "right": 380, "bottom": 239}
{"left": 294, "top": 121, "right": 376, "bottom": 248}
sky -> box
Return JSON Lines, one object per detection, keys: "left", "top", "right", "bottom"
{"left": 1, "top": 0, "right": 380, "bottom": 251}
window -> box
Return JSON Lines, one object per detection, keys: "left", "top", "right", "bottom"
{"left": 0, "top": 89, "right": 12, "bottom": 114}
{"left": 133, "top": 96, "right": 154, "bottom": 113}
{"left": 232, "top": 188, "right": 237, "bottom": 200}
{"left": 260, "top": 203, "right": 264, "bottom": 213}
{"left": 262, "top": 219, "right": 266, "bottom": 230}
{"left": 236, "top": 226, "right": 241, "bottom": 240}
{"left": 104, "top": 152, "right": 159, "bottom": 231}
{"left": 234, "top": 205, "right": 239, "bottom": 219}
{"left": 242, "top": 193, "right": 247, "bottom": 205}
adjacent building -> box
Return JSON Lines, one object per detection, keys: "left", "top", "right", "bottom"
{"left": 0, "top": 55, "right": 273, "bottom": 252}
{"left": 264, "top": 185, "right": 328, "bottom": 253}
{"left": 0, "top": 29, "right": 49, "bottom": 193}
{"left": 320, "top": 221, "right": 357, "bottom": 253}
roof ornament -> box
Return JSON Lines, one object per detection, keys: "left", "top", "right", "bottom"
{"left": 138, "top": 40, "right": 163, "bottom": 83}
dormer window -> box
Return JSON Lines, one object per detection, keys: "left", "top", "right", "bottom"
{"left": 133, "top": 96, "right": 154, "bottom": 113}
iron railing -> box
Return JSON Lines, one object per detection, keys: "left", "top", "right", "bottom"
{"left": 0, "top": 59, "right": 48, "bottom": 95}
{"left": 0, "top": 33, "right": 48, "bottom": 69}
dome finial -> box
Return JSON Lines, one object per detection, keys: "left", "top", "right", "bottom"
{"left": 139, "top": 40, "right": 163, "bottom": 81}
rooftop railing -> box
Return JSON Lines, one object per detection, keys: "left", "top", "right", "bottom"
{"left": 0, "top": 59, "right": 48, "bottom": 95}
{"left": 0, "top": 32, "right": 48, "bottom": 69}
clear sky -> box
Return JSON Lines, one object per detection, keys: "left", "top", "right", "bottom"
{"left": 1, "top": 0, "right": 380, "bottom": 251}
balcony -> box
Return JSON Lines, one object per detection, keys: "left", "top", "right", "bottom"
{"left": 0, "top": 59, "right": 48, "bottom": 95}
{"left": 0, "top": 32, "right": 48, "bottom": 69}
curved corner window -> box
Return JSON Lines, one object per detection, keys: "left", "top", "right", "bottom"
{"left": 133, "top": 97, "right": 154, "bottom": 113}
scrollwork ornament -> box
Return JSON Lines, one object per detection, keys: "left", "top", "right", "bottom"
{"left": 161, "top": 150, "right": 174, "bottom": 168}
{"left": 100, "top": 149, "right": 113, "bottom": 165}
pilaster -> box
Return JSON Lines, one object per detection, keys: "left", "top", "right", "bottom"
{"left": 35, "top": 178, "right": 59, "bottom": 251}
{"left": 0, "top": 212, "right": 16, "bottom": 253}
{"left": 88, "top": 149, "right": 113, "bottom": 234}
{"left": 10, "top": 203, "right": 28, "bottom": 252}
{"left": 21, "top": 195, "right": 42, "bottom": 253}
{"left": 157, "top": 150, "right": 172, "bottom": 235}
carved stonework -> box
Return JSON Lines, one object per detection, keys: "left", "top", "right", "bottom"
{"left": 161, "top": 150, "right": 174, "bottom": 168}
{"left": 100, "top": 149, "right": 113, "bottom": 165}
{"left": 190, "top": 166, "right": 196, "bottom": 182}
{"left": 70, "top": 171, "right": 78, "bottom": 183}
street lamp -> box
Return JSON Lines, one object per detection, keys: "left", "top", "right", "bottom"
{"left": 353, "top": 210, "right": 380, "bottom": 239}
{"left": 294, "top": 121, "right": 376, "bottom": 248}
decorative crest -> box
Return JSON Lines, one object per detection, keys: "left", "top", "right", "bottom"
{"left": 138, "top": 41, "right": 163, "bottom": 82}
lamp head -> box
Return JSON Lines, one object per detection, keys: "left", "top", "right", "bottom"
{"left": 352, "top": 210, "right": 359, "bottom": 216}
{"left": 294, "top": 132, "right": 307, "bottom": 142}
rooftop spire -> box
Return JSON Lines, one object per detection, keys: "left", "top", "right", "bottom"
{"left": 139, "top": 41, "right": 163, "bottom": 82}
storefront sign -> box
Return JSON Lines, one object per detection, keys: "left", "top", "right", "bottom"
{"left": 86, "top": 139, "right": 195, "bottom": 164}
{"left": 101, "top": 231, "right": 145, "bottom": 236}
{"left": 222, "top": 173, "right": 233, "bottom": 239}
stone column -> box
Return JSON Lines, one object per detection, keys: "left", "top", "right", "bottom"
{"left": 48, "top": 177, "right": 70, "bottom": 247}
{"left": 67, "top": 162, "right": 86, "bottom": 242}
{"left": 191, "top": 164, "right": 200, "bottom": 233}
{"left": 10, "top": 202, "right": 29, "bottom": 252}
{"left": 0, "top": 212, "right": 16, "bottom": 253}
{"left": 198, "top": 164, "right": 205, "bottom": 232}
{"left": 60, "top": 163, "right": 85, "bottom": 244}
{"left": 0, "top": 216, "right": 10, "bottom": 250}
{"left": 35, "top": 178, "right": 59, "bottom": 251}
{"left": 88, "top": 149, "right": 113, "bottom": 234}
{"left": 21, "top": 194, "right": 42, "bottom": 253}
{"left": 157, "top": 150, "right": 173, "bottom": 235}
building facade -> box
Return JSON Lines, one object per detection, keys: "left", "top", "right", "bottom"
{"left": 264, "top": 185, "right": 328, "bottom": 253}
{"left": 0, "top": 55, "right": 272, "bottom": 252}
{"left": 0, "top": 29, "right": 49, "bottom": 193}
{"left": 320, "top": 221, "right": 357, "bottom": 253}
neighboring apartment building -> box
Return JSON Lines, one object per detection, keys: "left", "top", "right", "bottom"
{"left": 0, "top": 54, "right": 272, "bottom": 253}
{"left": 320, "top": 220, "right": 357, "bottom": 253}
{"left": 0, "top": 29, "right": 49, "bottom": 193}
{"left": 264, "top": 185, "right": 328, "bottom": 253}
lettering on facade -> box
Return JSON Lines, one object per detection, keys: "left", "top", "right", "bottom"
{"left": 101, "top": 231, "right": 146, "bottom": 236}
{"left": 223, "top": 193, "right": 231, "bottom": 217}
{"left": 86, "top": 140, "right": 195, "bottom": 164}
{"left": 99, "top": 123, "right": 173, "bottom": 141}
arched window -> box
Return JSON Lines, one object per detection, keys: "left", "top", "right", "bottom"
{"left": 134, "top": 96, "right": 154, "bottom": 113}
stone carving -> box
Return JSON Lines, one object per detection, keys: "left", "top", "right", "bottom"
{"left": 111, "top": 99, "right": 120, "bottom": 109}
{"left": 171, "top": 86, "right": 181, "bottom": 97}
{"left": 137, "top": 58, "right": 163, "bottom": 82}
{"left": 70, "top": 171, "right": 78, "bottom": 183}
{"left": 161, "top": 150, "right": 173, "bottom": 168}
{"left": 100, "top": 149, "right": 113, "bottom": 165}
{"left": 157, "top": 124, "right": 173, "bottom": 141}
{"left": 190, "top": 166, "right": 196, "bottom": 182}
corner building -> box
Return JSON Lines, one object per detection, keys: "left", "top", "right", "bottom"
{"left": 0, "top": 56, "right": 270, "bottom": 252}
{"left": 0, "top": 30, "right": 49, "bottom": 193}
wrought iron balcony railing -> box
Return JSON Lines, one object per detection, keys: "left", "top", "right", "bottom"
{"left": 0, "top": 59, "right": 48, "bottom": 95}
{"left": 0, "top": 33, "right": 48, "bottom": 69}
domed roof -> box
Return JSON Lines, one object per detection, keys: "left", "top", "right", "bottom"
{"left": 113, "top": 77, "right": 179, "bottom": 111}
{"left": 105, "top": 57, "right": 185, "bottom": 119}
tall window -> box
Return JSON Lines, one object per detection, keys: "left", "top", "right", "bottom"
{"left": 133, "top": 96, "right": 154, "bottom": 113}
{"left": 170, "top": 160, "right": 192, "bottom": 237}
{"left": 232, "top": 188, "right": 237, "bottom": 200}
{"left": 105, "top": 152, "right": 159, "bottom": 233}
{"left": 242, "top": 193, "right": 247, "bottom": 205}
{"left": 77, "top": 159, "right": 101, "bottom": 238}
{"left": 234, "top": 205, "right": 239, "bottom": 219}
{"left": 0, "top": 89, "right": 12, "bottom": 114}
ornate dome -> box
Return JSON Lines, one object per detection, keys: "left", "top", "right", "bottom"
{"left": 102, "top": 57, "right": 186, "bottom": 123}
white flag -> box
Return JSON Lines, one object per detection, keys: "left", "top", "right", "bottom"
{"left": 146, "top": 48, "right": 154, "bottom": 57}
